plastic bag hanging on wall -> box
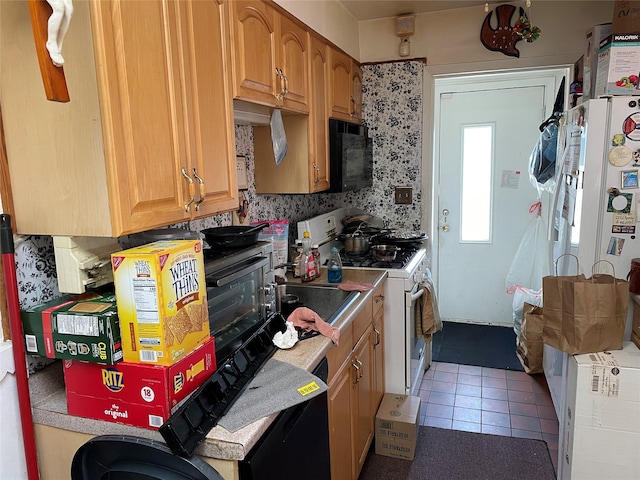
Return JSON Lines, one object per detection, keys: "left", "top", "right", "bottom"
{"left": 270, "top": 109, "right": 288, "bottom": 166}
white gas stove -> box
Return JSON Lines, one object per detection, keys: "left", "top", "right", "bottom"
{"left": 298, "top": 209, "right": 431, "bottom": 395}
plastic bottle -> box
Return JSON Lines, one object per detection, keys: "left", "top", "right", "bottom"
{"left": 312, "top": 244, "right": 321, "bottom": 278}
{"left": 292, "top": 241, "right": 303, "bottom": 278}
{"left": 327, "top": 247, "right": 343, "bottom": 284}
{"left": 301, "top": 231, "right": 316, "bottom": 282}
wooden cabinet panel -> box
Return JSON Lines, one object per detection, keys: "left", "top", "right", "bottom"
{"left": 184, "top": 0, "right": 238, "bottom": 216}
{"left": 329, "top": 47, "right": 352, "bottom": 121}
{"left": 309, "top": 34, "right": 330, "bottom": 192}
{"left": 230, "top": 1, "right": 308, "bottom": 112}
{"left": 327, "top": 281, "right": 385, "bottom": 480}
{"left": 351, "top": 62, "right": 363, "bottom": 123}
{"left": 0, "top": 0, "right": 236, "bottom": 237}
{"left": 230, "top": 0, "right": 278, "bottom": 106}
{"left": 372, "top": 307, "right": 385, "bottom": 414}
{"left": 278, "top": 15, "right": 309, "bottom": 113}
{"left": 352, "top": 327, "right": 374, "bottom": 478}
{"left": 328, "top": 364, "right": 354, "bottom": 480}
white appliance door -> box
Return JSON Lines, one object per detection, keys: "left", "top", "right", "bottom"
{"left": 406, "top": 285, "right": 426, "bottom": 396}
{"left": 550, "top": 98, "right": 615, "bottom": 275}
{"left": 586, "top": 97, "right": 640, "bottom": 277}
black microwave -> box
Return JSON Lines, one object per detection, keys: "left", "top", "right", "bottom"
{"left": 328, "top": 119, "right": 373, "bottom": 192}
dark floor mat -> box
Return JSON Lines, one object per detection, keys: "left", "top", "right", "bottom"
{"left": 431, "top": 321, "right": 524, "bottom": 371}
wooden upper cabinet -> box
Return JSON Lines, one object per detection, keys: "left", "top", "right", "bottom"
{"left": 229, "top": 1, "right": 278, "bottom": 106}
{"left": 230, "top": 1, "right": 308, "bottom": 113}
{"left": 182, "top": 0, "right": 238, "bottom": 217}
{"left": 329, "top": 47, "right": 353, "bottom": 121}
{"left": 278, "top": 15, "right": 309, "bottom": 113}
{"left": 329, "top": 46, "right": 362, "bottom": 124}
{"left": 309, "top": 34, "right": 330, "bottom": 192}
{"left": 0, "top": 0, "right": 236, "bottom": 237}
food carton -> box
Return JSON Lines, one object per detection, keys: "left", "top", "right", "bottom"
{"left": 21, "top": 292, "right": 123, "bottom": 364}
{"left": 594, "top": 34, "right": 640, "bottom": 97}
{"left": 375, "top": 393, "right": 421, "bottom": 460}
{"left": 65, "top": 336, "right": 216, "bottom": 430}
{"left": 112, "top": 240, "right": 210, "bottom": 366}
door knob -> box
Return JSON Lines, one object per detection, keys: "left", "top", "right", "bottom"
{"left": 441, "top": 225, "right": 450, "bottom": 232}
{"left": 442, "top": 209, "right": 449, "bottom": 217}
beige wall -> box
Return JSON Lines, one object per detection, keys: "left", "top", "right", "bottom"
{"left": 273, "top": 0, "right": 361, "bottom": 59}
{"left": 359, "top": 1, "right": 615, "bottom": 71}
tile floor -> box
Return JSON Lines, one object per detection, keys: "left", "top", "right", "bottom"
{"left": 417, "top": 361, "right": 559, "bottom": 474}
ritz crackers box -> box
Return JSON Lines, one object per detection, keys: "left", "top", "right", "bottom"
{"left": 112, "top": 240, "right": 210, "bottom": 366}
{"left": 64, "top": 336, "right": 216, "bottom": 430}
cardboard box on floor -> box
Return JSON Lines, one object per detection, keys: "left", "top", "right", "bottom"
{"left": 375, "top": 394, "right": 420, "bottom": 460}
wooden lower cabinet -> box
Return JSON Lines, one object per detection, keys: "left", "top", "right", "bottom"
{"left": 327, "top": 285, "right": 385, "bottom": 480}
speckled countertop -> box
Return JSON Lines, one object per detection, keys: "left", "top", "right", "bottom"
{"left": 28, "top": 268, "right": 386, "bottom": 462}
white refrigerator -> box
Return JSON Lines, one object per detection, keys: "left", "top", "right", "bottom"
{"left": 544, "top": 97, "right": 640, "bottom": 478}
{"left": 550, "top": 97, "right": 640, "bottom": 280}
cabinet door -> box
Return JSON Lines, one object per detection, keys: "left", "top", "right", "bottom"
{"left": 93, "top": 0, "right": 191, "bottom": 234}
{"left": 309, "top": 34, "right": 330, "bottom": 192}
{"left": 278, "top": 15, "right": 309, "bottom": 113}
{"left": 230, "top": 0, "right": 278, "bottom": 106}
{"left": 329, "top": 47, "right": 352, "bottom": 121}
{"left": 352, "top": 327, "right": 374, "bottom": 479}
{"left": 328, "top": 365, "right": 353, "bottom": 480}
{"left": 181, "top": 0, "right": 237, "bottom": 217}
{"left": 372, "top": 306, "right": 385, "bottom": 413}
{"left": 351, "top": 62, "right": 363, "bottom": 123}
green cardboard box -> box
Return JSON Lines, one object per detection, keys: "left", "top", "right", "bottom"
{"left": 21, "top": 292, "right": 123, "bottom": 364}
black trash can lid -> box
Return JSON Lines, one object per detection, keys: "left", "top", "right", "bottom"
{"left": 71, "top": 435, "right": 223, "bottom": 480}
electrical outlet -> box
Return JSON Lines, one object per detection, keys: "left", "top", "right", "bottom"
{"left": 394, "top": 186, "right": 412, "bottom": 204}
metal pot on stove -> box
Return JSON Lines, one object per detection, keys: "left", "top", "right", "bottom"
{"left": 344, "top": 233, "right": 371, "bottom": 254}
{"left": 370, "top": 244, "right": 400, "bottom": 262}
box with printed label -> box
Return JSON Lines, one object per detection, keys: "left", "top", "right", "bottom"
{"left": 561, "top": 342, "right": 640, "bottom": 479}
{"left": 112, "top": 240, "right": 210, "bottom": 366}
{"left": 594, "top": 34, "right": 640, "bottom": 97}
{"left": 64, "top": 336, "right": 216, "bottom": 430}
{"left": 375, "top": 394, "right": 420, "bottom": 460}
{"left": 583, "top": 23, "right": 612, "bottom": 100}
{"left": 612, "top": 1, "right": 640, "bottom": 34}
{"left": 21, "top": 292, "right": 122, "bottom": 364}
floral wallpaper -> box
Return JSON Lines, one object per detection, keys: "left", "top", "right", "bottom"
{"left": 12, "top": 60, "right": 424, "bottom": 371}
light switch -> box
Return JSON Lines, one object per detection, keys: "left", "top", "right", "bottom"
{"left": 394, "top": 186, "right": 412, "bottom": 204}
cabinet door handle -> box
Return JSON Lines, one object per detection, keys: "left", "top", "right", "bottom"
{"left": 274, "top": 68, "right": 288, "bottom": 101}
{"left": 192, "top": 168, "right": 205, "bottom": 211}
{"left": 375, "top": 294, "right": 384, "bottom": 304}
{"left": 352, "top": 360, "right": 360, "bottom": 383}
{"left": 181, "top": 167, "right": 195, "bottom": 212}
{"left": 350, "top": 97, "right": 357, "bottom": 117}
{"left": 374, "top": 328, "right": 381, "bottom": 347}
{"left": 356, "top": 358, "right": 363, "bottom": 380}
{"left": 313, "top": 163, "right": 319, "bottom": 185}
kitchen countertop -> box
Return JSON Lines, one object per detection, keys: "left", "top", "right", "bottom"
{"left": 28, "top": 268, "right": 386, "bottom": 462}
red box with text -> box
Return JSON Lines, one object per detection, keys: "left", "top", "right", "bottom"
{"left": 64, "top": 336, "right": 215, "bottom": 430}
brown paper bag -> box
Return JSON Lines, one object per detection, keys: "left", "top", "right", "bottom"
{"left": 516, "top": 303, "right": 544, "bottom": 374}
{"left": 542, "top": 271, "right": 628, "bottom": 355}
{"left": 542, "top": 273, "right": 585, "bottom": 352}
{"left": 561, "top": 273, "right": 628, "bottom": 354}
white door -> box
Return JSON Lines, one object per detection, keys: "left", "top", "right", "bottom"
{"left": 435, "top": 72, "right": 563, "bottom": 327}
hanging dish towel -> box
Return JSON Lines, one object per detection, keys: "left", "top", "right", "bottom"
{"left": 417, "top": 270, "right": 442, "bottom": 341}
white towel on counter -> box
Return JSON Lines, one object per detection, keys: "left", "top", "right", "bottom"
{"left": 217, "top": 358, "right": 327, "bottom": 433}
